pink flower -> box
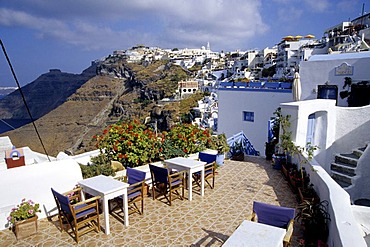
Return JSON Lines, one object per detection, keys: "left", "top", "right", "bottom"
{"left": 7, "top": 216, "right": 12, "bottom": 221}
{"left": 11, "top": 208, "right": 16, "bottom": 212}
{"left": 28, "top": 199, "right": 34, "bottom": 204}
{"left": 28, "top": 209, "right": 34, "bottom": 214}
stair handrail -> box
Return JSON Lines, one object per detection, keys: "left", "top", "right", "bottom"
{"left": 227, "top": 131, "right": 259, "bottom": 156}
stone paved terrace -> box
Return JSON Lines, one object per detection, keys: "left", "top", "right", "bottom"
{"left": 0, "top": 156, "right": 303, "bottom": 246}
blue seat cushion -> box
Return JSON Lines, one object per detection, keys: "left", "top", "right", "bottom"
{"left": 128, "top": 191, "right": 142, "bottom": 199}
{"left": 194, "top": 170, "right": 213, "bottom": 176}
{"left": 75, "top": 204, "right": 97, "bottom": 218}
{"left": 171, "top": 179, "right": 183, "bottom": 186}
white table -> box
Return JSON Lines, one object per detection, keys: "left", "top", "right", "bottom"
{"left": 78, "top": 175, "right": 129, "bottom": 235}
{"left": 165, "top": 157, "right": 206, "bottom": 201}
{"left": 223, "top": 220, "right": 286, "bottom": 247}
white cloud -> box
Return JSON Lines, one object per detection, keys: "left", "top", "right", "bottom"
{"left": 0, "top": 0, "right": 267, "bottom": 51}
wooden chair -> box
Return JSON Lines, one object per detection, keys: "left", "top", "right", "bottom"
{"left": 126, "top": 168, "right": 146, "bottom": 214}
{"left": 246, "top": 201, "right": 295, "bottom": 247}
{"left": 51, "top": 187, "right": 101, "bottom": 243}
{"left": 111, "top": 168, "right": 146, "bottom": 215}
{"left": 193, "top": 152, "right": 217, "bottom": 189}
{"left": 149, "top": 164, "right": 185, "bottom": 206}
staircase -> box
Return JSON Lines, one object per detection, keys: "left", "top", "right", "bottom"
{"left": 331, "top": 146, "right": 366, "bottom": 188}
{"left": 227, "top": 131, "right": 259, "bottom": 156}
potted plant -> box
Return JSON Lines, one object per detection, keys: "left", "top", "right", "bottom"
{"left": 7, "top": 198, "right": 41, "bottom": 240}
{"left": 298, "top": 183, "right": 319, "bottom": 203}
{"left": 266, "top": 108, "right": 281, "bottom": 160}
{"left": 276, "top": 112, "right": 319, "bottom": 186}
{"left": 209, "top": 133, "right": 230, "bottom": 165}
{"left": 295, "top": 199, "right": 331, "bottom": 245}
{"left": 281, "top": 161, "right": 294, "bottom": 179}
{"left": 230, "top": 140, "right": 244, "bottom": 161}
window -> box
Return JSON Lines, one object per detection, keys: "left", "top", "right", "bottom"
{"left": 243, "top": 111, "right": 254, "bottom": 122}
{"left": 317, "top": 85, "right": 338, "bottom": 105}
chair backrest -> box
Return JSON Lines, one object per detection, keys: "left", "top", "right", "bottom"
{"left": 51, "top": 188, "right": 72, "bottom": 215}
{"left": 253, "top": 201, "right": 295, "bottom": 229}
{"left": 127, "top": 167, "right": 146, "bottom": 185}
{"left": 149, "top": 164, "right": 169, "bottom": 184}
{"left": 199, "top": 152, "right": 217, "bottom": 164}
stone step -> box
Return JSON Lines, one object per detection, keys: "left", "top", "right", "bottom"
{"left": 353, "top": 148, "right": 365, "bottom": 158}
{"left": 331, "top": 162, "right": 356, "bottom": 176}
{"left": 331, "top": 171, "right": 352, "bottom": 186}
{"left": 335, "top": 179, "right": 352, "bottom": 188}
{"left": 335, "top": 154, "right": 358, "bottom": 167}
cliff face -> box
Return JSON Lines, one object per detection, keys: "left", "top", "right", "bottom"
{"left": 2, "top": 57, "right": 196, "bottom": 156}
{"left": 0, "top": 66, "right": 96, "bottom": 120}
{"left": 4, "top": 75, "right": 126, "bottom": 156}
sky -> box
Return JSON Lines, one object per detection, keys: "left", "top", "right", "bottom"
{"left": 0, "top": 0, "right": 367, "bottom": 87}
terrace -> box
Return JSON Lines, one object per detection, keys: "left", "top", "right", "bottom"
{"left": 0, "top": 156, "right": 302, "bottom": 246}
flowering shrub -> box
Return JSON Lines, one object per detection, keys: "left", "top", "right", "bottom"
{"left": 94, "top": 120, "right": 160, "bottom": 167}
{"left": 7, "top": 199, "right": 41, "bottom": 225}
{"left": 93, "top": 120, "right": 220, "bottom": 168}
{"left": 166, "top": 124, "right": 212, "bottom": 154}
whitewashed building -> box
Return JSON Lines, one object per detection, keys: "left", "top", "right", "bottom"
{"left": 217, "top": 82, "right": 293, "bottom": 154}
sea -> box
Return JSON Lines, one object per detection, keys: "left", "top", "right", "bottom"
{"left": 0, "top": 119, "right": 31, "bottom": 134}
{"left": 0, "top": 87, "right": 27, "bottom": 134}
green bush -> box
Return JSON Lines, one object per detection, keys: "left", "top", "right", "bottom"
{"left": 79, "top": 154, "right": 115, "bottom": 178}
{"left": 158, "top": 138, "right": 186, "bottom": 160}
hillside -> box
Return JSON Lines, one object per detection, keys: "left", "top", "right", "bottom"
{"left": 2, "top": 58, "right": 202, "bottom": 156}
{"left": 3, "top": 75, "right": 125, "bottom": 156}
{"left": 0, "top": 66, "right": 96, "bottom": 120}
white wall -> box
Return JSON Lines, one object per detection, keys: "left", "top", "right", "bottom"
{"left": 279, "top": 99, "right": 370, "bottom": 246}
{"left": 333, "top": 105, "right": 370, "bottom": 153}
{"left": 300, "top": 52, "right": 370, "bottom": 106}
{"left": 302, "top": 158, "right": 367, "bottom": 247}
{"left": 218, "top": 88, "right": 292, "bottom": 154}
{"left": 280, "top": 99, "right": 337, "bottom": 171}
{"left": 0, "top": 160, "right": 83, "bottom": 230}
{"left": 280, "top": 100, "right": 370, "bottom": 172}
{"left": 347, "top": 144, "right": 370, "bottom": 201}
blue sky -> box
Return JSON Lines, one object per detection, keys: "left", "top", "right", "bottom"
{"left": 0, "top": 0, "right": 367, "bottom": 87}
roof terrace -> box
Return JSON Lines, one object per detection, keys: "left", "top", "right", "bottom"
{"left": 0, "top": 157, "right": 302, "bottom": 246}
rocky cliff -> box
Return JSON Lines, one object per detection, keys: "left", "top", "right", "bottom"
{"left": 4, "top": 75, "right": 126, "bottom": 156}
{"left": 0, "top": 66, "right": 96, "bottom": 120}
{"left": 2, "top": 57, "right": 199, "bottom": 156}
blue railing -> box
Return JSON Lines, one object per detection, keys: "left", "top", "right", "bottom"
{"left": 227, "top": 131, "right": 260, "bottom": 156}
{"left": 218, "top": 81, "right": 292, "bottom": 89}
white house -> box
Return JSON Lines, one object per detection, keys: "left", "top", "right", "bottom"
{"left": 300, "top": 51, "right": 370, "bottom": 107}
{"left": 276, "top": 50, "right": 370, "bottom": 246}
{"left": 217, "top": 83, "right": 293, "bottom": 154}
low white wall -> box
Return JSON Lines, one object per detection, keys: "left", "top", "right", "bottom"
{"left": 347, "top": 143, "right": 370, "bottom": 201}
{"left": 352, "top": 205, "right": 370, "bottom": 245}
{"left": 0, "top": 160, "right": 83, "bottom": 230}
{"left": 57, "top": 149, "right": 101, "bottom": 166}
{"left": 302, "top": 157, "right": 366, "bottom": 247}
